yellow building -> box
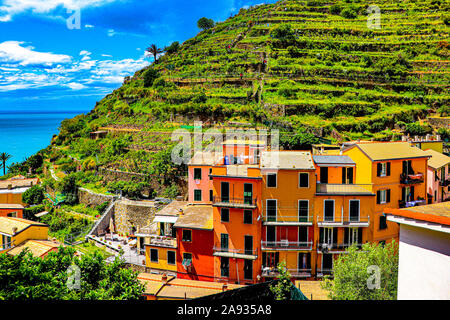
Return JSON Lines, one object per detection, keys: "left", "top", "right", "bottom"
{"left": 343, "top": 142, "right": 430, "bottom": 243}
{"left": 0, "top": 217, "right": 48, "bottom": 253}
{"left": 7, "top": 239, "right": 61, "bottom": 258}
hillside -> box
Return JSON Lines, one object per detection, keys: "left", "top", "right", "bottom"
{"left": 7, "top": 0, "right": 450, "bottom": 199}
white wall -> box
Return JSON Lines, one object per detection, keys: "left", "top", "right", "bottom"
{"left": 398, "top": 223, "right": 450, "bottom": 300}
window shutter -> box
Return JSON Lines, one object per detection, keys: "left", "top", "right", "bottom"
{"left": 348, "top": 168, "right": 354, "bottom": 184}
{"left": 376, "top": 190, "right": 381, "bottom": 204}
{"left": 386, "top": 189, "right": 391, "bottom": 203}
{"left": 332, "top": 229, "right": 337, "bottom": 245}
{"left": 342, "top": 167, "right": 346, "bottom": 184}
{"left": 411, "top": 186, "right": 415, "bottom": 200}
{"left": 344, "top": 228, "right": 348, "bottom": 245}
{"left": 377, "top": 163, "right": 382, "bottom": 176}
{"left": 387, "top": 162, "right": 391, "bottom": 176}
{"left": 402, "top": 187, "right": 406, "bottom": 201}
{"left": 358, "top": 228, "right": 363, "bottom": 244}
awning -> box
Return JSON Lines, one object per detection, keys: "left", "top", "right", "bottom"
{"left": 154, "top": 216, "right": 178, "bottom": 223}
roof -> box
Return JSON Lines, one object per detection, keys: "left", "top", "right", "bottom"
{"left": 0, "top": 177, "right": 39, "bottom": 190}
{"left": 313, "top": 155, "right": 355, "bottom": 166}
{"left": 0, "top": 204, "right": 24, "bottom": 209}
{"left": 188, "top": 151, "right": 222, "bottom": 166}
{"left": 195, "top": 280, "right": 308, "bottom": 302}
{"left": 347, "top": 142, "right": 430, "bottom": 161}
{"left": 138, "top": 273, "right": 244, "bottom": 299}
{"left": 7, "top": 239, "right": 61, "bottom": 257}
{"left": 295, "top": 281, "right": 330, "bottom": 300}
{"left": 155, "top": 201, "right": 188, "bottom": 217}
{"left": 260, "top": 151, "right": 315, "bottom": 170}
{"left": 384, "top": 202, "right": 450, "bottom": 227}
{"left": 0, "top": 217, "right": 47, "bottom": 235}
{"left": 173, "top": 205, "right": 213, "bottom": 230}
{"left": 424, "top": 149, "right": 450, "bottom": 170}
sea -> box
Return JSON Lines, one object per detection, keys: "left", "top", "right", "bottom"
{"left": 0, "top": 110, "right": 87, "bottom": 172}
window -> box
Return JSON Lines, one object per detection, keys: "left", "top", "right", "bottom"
{"left": 299, "top": 173, "right": 309, "bottom": 188}
{"left": 342, "top": 167, "right": 354, "bottom": 184}
{"left": 244, "top": 235, "right": 253, "bottom": 255}
{"left": 150, "top": 249, "right": 158, "bottom": 263}
{"left": 194, "top": 168, "right": 202, "bottom": 180}
{"left": 244, "top": 260, "right": 253, "bottom": 280}
{"left": 220, "top": 234, "right": 229, "bottom": 251}
{"left": 7, "top": 212, "right": 17, "bottom": 218}
{"left": 1, "top": 235, "right": 11, "bottom": 249}
{"left": 298, "top": 226, "right": 308, "bottom": 243}
{"left": 167, "top": 251, "right": 176, "bottom": 265}
{"left": 298, "top": 200, "right": 309, "bottom": 222}
{"left": 377, "top": 189, "right": 390, "bottom": 204}
{"left": 243, "top": 210, "right": 252, "bottom": 224}
{"left": 267, "top": 173, "right": 277, "bottom": 188}
{"left": 377, "top": 162, "right": 391, "bottom": 177}
{"left": 324, "top": 200, "right": 334, "bottom": 222}
{"left": 209, "top": 168, "right": 212, "bottom": 180}
{"left": 221, "top": 208, "right": 229, "bottom": 222}
{"left": 182, "top": 229, "right": 192, "bottom": 242}
{"left": 194, "top": 189, "right": 202, "bottom": 201}
{"left": 379, "top": 215, "right": 388, "bottom": 230}
{"left": 209, "top": 190, "right": 213, "bottom": 202}
{"left": 182, "top": 253, "right": 192, "bottom": 270}
{"left": 298, "top": 252, "right": 311, "bottom": 270}
{"left": 320, "top": 167, "right": 328, "bottom": 183}
{"left": 266, "top": 199, "right": 277, "bottom": 222}
{"left": 220, "top": 257, "right": 229, "bottom": 277}
{"left": 344, "top": 228, "right": 362, "bottom": 246}
{"left": 349, "top": 200, "right": 360, "bottom": 222}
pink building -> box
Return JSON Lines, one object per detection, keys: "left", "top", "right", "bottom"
{"left": 425, "top": 149, "right": 450, "bottom": 204}
{"left": 188, "top": 152, "right": 221, "bottom": 204}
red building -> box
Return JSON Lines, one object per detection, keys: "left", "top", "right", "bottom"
{"left": 174, "top": 205, "right": 215, "bottom": 282}
{"left": 0, "top": 204, "right": 24, "bottom": 218}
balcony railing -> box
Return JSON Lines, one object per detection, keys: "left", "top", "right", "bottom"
{"left": 399, "top": 198, "right": 426, "bottom": 208}
{"left": 262, "top": 214, "right": 314, "bottom": 225}
{"left": 316, "top": 183, "right": 373, "bottom": 195}
{"left": 148, "top": 235, "right": 177, "bottom": 248}
{"left": 316, "top": 268, "right": 334, "bottom": 276}
{"left": 0, "top": 242, "right": 12, "bottom": 251}
{"left": 261, "top": 240, "right": 313, "bottom": 250}
{"left": 317, "top": 242, "right": 362, "bottom": 251}
{"left": 261, "top": 267, "right": 311, "bottom": 278}
{"left": 212, "top": 196, "right": 258, "bottom": 208}
{"left": 213, "top": 246, "right": 258, "bottom": 258}
{"left": 400, "top": 172, "right": 424, "bottom": 184}
{"left": 317, "top": 214, "right": 370, "bottom": 226}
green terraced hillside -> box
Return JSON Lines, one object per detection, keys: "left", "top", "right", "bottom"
{"left": 8, "top": 0, "right": 450, "bottom": 199}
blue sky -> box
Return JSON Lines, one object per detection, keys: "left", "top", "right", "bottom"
{"left": 0, "top": 0, "right": 276, "bottom": 113}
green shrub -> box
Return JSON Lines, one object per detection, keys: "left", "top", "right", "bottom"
{"left": 341, "top": 8, "right": 357, "bottom": 19}
{"left": 143, "top": 68, "right": 160, "bottom": 87}
{"left": 22, "top": 186, "right": 45, "bottom": 205}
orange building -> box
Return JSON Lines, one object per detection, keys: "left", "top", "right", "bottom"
{"left": 0, "top": 204, "right": 24, "bottom": 218}
{"left": 259, "top": 151, "right": 316, "bottom": 280}
{"left": 343, "top": 142, "right": 430, "bottom": 243}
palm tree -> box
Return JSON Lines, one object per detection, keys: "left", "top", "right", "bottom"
{"left": 0, "top": 152, "right": 12, "bottom": 175}
{"left": 146, "top": 44, "right": 163, "bottom": 63}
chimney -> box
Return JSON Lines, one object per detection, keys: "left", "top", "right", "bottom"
{"left": 12, "top": 227, "right": 18, "bottom": 235}
{"left": 222, "top": 283, "right": 228, "bottom": 292}
{"left": 162, "top": 273, "right": 168, "bottom": 283}
{"left": 178, "top": 208, "right": 184, "bottom": 215}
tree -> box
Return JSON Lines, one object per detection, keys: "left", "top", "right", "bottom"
{"left": 0, "top": 152, "right": 12, "bottom": 175}
{"left": 322, "top": 241, "right": 399, "bottom": 300}
{"left": 146, "top": 44, "right": 163, "bottom": 63}
{"left": 280, "top": 128, "right": 320, "bottom": 150}
{"left": 165, "top": 41, "right": 180, "bottom": 54}
{"left": 22, "top": 185, "right": 44, "bottom": 205}
{"left": 269, "top": 262, "right": 292, "bottom": 300}
{"left": 197, "top": 17, "right": 214, "bottom": 30}
{"left": 57, "top": 173, "right": 79, "bottom": 205}
{"left": 143, "top": 68, "right": 160, "bottom": 88}
{"left": 0, "top": 247, "right": 144, "bottom": 300}
{"left": 270, "top": 24, "right": 296, "bottom": 48}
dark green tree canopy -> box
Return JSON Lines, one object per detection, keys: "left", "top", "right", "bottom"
{"left": 197, "top": 17, "right": 215, "bottom": 30}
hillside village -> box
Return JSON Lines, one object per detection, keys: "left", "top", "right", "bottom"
{"left": 0, "top": 0, "right": 449, "bottom": 301}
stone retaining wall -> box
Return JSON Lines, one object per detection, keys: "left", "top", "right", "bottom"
{"left": 78, "top": 187, "right": 115, "bottom": 208}
{"left": 113, "top": 199, "right": 159, "bottom": 236}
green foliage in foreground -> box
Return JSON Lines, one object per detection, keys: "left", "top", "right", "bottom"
{"left": 22, "top": 185, "right": 44, "bottom": 205}
{"left": 322, "top": 241, "right": 399, "bottom": 300}
{"left": 269, "top": 262, "right": 292, "bottom": 300}
{"left": 0, "top": 247, "right": 144, "bottom": 300}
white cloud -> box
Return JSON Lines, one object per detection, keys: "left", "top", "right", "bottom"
{"left": 0, "top": 0, "right": 119, "bottom": 22}
{"left": 79, "top": 50, "right": 91, "bottom": 56}
{"left": 101, "top": 54, "right": 112, "bottom": 57}
{"left": 65, "top": 82, "right": 86, "bottom": 90}
{"left": 0, "top": 41, "right": 71, "bottom": 66}
{"left": 84, "top": 24, "right": 94, "bottom": 28}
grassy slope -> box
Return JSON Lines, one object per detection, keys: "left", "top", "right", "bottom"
{"left": 37, "top": 0, "right": 449, "bottom": 195}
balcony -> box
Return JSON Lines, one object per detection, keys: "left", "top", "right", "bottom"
{"left": 317, "top": 242, "right": 362, "bottom": 252}
{"left": 316, "top": 268, "right": 334, "bottom": 277}
{"left": 317, "top": 214, "right": 370, "bottom": 227}
{"left": 147, "top": 235, "right": 177, "bottom": 248}
{"left": 213, "top": 246, "right": 258, "bottom": 260}
{"left": 262, "top": 214, "right": 314, "bottom": 226}
{"left": 316, "top": 183, "right": 373, "bottom": 195}
{"left": 262, "top": 267, "right": 311, "bottom": 278}
{"left": 212, "top": 196, "right": 257, "bottom": 209}
{"left": 261, "top": 240, "right": 313, "bottom": 251}
{"left": 400, "top": 172, "right": 424, "bottom": 185}
{"left": 398, "top": 198, "right": 426, "bottom": 208}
